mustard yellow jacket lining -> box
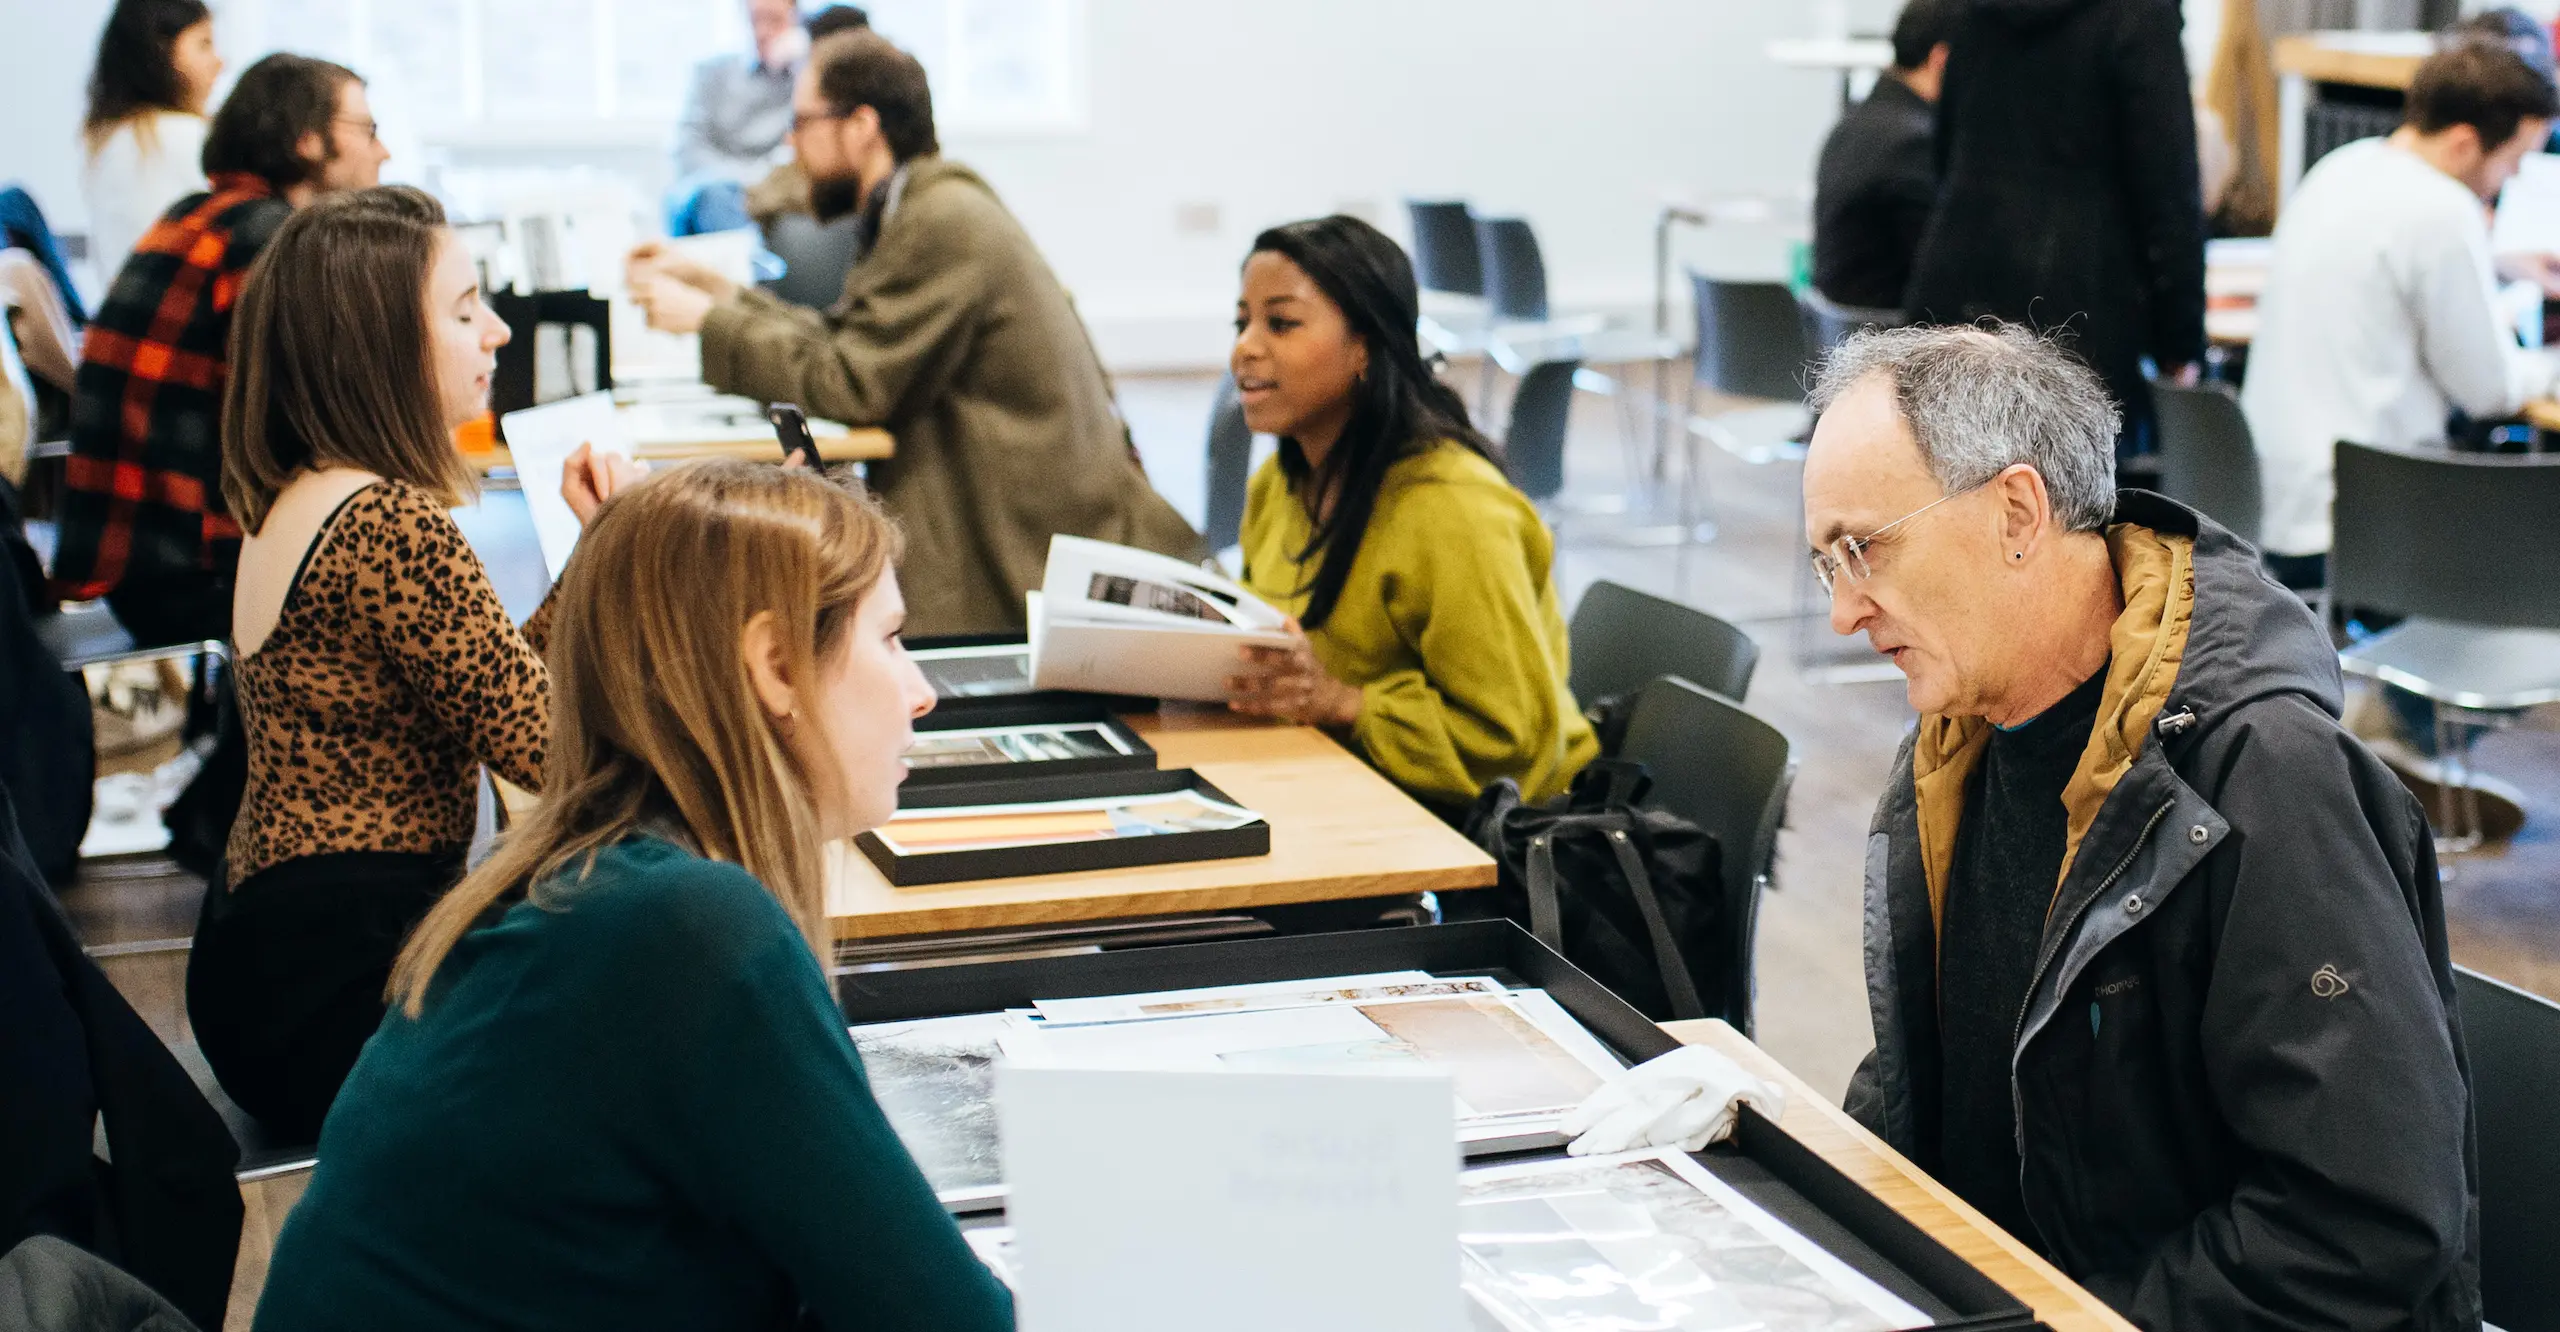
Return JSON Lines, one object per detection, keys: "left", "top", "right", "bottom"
{"left": 1907, "top": 524, "right": 2198, "bottom": 955}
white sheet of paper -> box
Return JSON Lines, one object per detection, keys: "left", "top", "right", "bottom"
{"left": 2496, "top": 153, "right": 2560, "bottom": 257}
{"left": 498, "top": 391, "right": 627, "bottom": 578}
{"left": 998, "top": 1064, "right": 1463, "bottom": 1332}
{"left": 1028, "top": 971, "right": 1452, "bottom": 1025}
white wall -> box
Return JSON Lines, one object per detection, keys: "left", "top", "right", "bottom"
{"left": 2, "top": 0, "right": 114, "bottom": 259}
{"left": 3, "top": 1, "right": 1885, "bottom": 369}
{"left": 946, "top": 0, "right": 1855, "bottom": 367}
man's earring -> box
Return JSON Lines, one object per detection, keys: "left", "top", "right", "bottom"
{"left": 2012, "top": 552, "right": 2024, "bottom": 560}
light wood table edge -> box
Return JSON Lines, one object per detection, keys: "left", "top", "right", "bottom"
{"left": 2272, "top": 33, "right": 2424, "bottom": 91}
{"left": 468, "top": 427, "right": 895, "bottom": 475}
{"left": 1661, "top": 1018, "right": 2137, "bottom": 1332}
{"left": 2521, "top": 398, "right": 2560, "bottom": 433}
{"left": 826, "top": 858, "right": 1497, "bottom": 940}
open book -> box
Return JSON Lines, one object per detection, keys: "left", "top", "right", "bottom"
{"left": 1028, "top": 536, "right": 1294, "bottom": 703}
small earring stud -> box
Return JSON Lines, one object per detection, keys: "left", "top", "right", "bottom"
{"left": 2012, "top": 552, "right": 2023, "bottom": 560}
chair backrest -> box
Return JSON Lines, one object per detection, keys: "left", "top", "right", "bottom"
{"left": 1691, "top": 272, "right": 1812, "bottom": 404}
{"left": 1202, "top": 373, "right": 1254, "bottom": 551}
{"left": 1616, "top": 677, "right": 1791, "bottom": 1033}
{"left": 760, "top": 210, "right": 865, "bottom": 309}
{"left": 2149, "top": 382, "right": 2262, "bottom": 546}
{"left": 1474, "top": 217, "right": 1549, "bottom": 322}
{"left": 2456, "top": 965, "right": 2560, "bottom": 1331}
{"left": 1406, "top": 200, "right": 1483, "bottom": 298}
{"left": 1568, "top": 579, "right": 1760, "bottom": 704}
{"left": 1502, "top": 358, "right": 1580, "bottom": 503}
{"left": 2332, "top": 443, "right": 2560, "bottom": 629}
{"left": 1795, "top": 286, "right": 1908, "bottom": 357}
{"left": 488, "top": 289, "right": 611, "bottom": 415}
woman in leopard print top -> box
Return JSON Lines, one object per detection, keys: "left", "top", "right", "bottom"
{"left": 187, "top": 187, "right": 637, "bottom": 1141}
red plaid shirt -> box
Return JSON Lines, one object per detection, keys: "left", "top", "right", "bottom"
{"left": 48, "top": 174, "right": 290, "bottom": 603}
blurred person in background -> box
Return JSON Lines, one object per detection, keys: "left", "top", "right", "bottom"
{"left": 81, "top": 0, "right": 223, "bottom": 281}
{"left": 1812, "top": 0, "right": 1961, "bottom": 311}
{"left": 667, "top": 0, "right": 809, "bottom": 236}
{"left": 1904, "top": 0, "right": 2206, "bottom": 472}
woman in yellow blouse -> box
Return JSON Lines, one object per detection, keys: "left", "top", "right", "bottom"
{"left": 1225, "top": 215, "right": 1596, "bottom": 815}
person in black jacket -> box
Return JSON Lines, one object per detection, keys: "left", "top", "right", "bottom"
{"left": 1812, "top": 0, "right": 1962, "bottom": 310}
{"left": 0, "top": 777, "right": 243, "bottom": 1329}
{"left": 1903, "top": 0, "right": 2206, "bottom": 460}
{"left": 1803, "top": 324, "right": 2475, "bottom": 1330}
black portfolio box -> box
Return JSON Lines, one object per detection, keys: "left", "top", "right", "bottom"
{"left": 836, "top": 922, "right": 2043, "bottom": 1330}
{"left": 856, "top": 768, "right": 1269, "bottom": 886}
{"left": 904, "top": 699, "right": 1157, "bottom": 788}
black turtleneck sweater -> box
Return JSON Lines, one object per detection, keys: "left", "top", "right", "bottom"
{"left": 1936, "top": 663, "right": 2108, "bottom": 1246}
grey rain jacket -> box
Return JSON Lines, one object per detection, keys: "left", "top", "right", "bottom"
{"left": 1844, "top": 491, "right": 2478, "bottom": 1329}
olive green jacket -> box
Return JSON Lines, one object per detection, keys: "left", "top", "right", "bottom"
{"left": 699, "top": 155, "right": 1199, "bottom": 635}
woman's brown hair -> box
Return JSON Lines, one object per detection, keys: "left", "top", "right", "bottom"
{"left": 389, "top": 460, "right": 901, "bottom": 1015}
{"left": 220, "top": 184, "right": 473, "bottom": 534}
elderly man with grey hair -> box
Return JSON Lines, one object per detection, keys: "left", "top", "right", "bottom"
{"left": 1798, "top": 323, "right": 2477, "bottom": 1329}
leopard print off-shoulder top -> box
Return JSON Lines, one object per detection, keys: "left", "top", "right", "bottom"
{"left": 225, "top": 481, "right": 555, "bottom": 888}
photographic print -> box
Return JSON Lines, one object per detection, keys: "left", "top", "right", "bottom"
{"left": 1457, "top": 1152, "right": 1930, "bottom": 1332}
{"left": 904, "top": 722, "right": 1131, "bottom": 770}
{"left": 846, "top": 1012, "right": 1012, "bottom": 1205}
{"left": 873, "top": 792, "right": 1262, "bottom": 857}
{"left": 910, "top": 643, "right": 1036, "bottom": 699}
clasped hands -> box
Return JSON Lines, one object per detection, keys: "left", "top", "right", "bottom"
{"left": 624, "top": 242, "right": 733, "bottom": 336}
{"left": 1226, "top": 619, "right": 1363, "bottom": 729}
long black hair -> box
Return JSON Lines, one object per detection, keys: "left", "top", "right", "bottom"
{"left": 1250, "top": 215, "right": 1500, "bottom": 630}
{"left": 84, "top": 0, "right": 212, "bottom": 143}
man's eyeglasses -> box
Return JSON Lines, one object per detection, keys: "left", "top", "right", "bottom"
{"left": 791, "top": 109, "right": 847, "bottom": 134}
{"left": 334, "top": 116, "right": 379, "bottom": 142}
{"left": 1809, "top": 484, "right": 1981, "bottom": 596}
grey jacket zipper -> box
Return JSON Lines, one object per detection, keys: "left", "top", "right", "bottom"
{"left": 2005, "top": 798, "right": 2175, "bottom": 1244}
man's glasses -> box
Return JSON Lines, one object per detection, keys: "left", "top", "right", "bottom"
{"left": 791, "top": 109, "right": 847, "bottom": 134}
{"left": 1809, "top": 484, "right": 1982, "bottom": 596}
{"left": 334, "top": 116, "right": 379, "bottom": 142}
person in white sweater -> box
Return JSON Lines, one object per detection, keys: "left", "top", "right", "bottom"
{"left": 2241, "top": 39, "right": 2560, "bottom": 584}
{"left": 80, "top": 0, "right": 222, "bottom": 284}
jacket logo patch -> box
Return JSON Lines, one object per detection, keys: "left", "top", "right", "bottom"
{"left": 2311, "top": 964, "right": 2350, "bottom": 999}
{"left": 2093, "top": 976, "right": 2140, "bottom": 998}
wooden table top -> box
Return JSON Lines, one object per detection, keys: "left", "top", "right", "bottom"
{"left": 2522, "top": 398, "right": 2560, "bottom": 433}
{"left": 2273, "top": 32, "right": 2429, "bottom": 91}
{"left": 466, "top": 423, "right": 894, "bottom": 475}
{"left": 1661, "top": 1019, "right": 2138, "bottom": 1332}
{"left": 823, "top": 707, "right": 1499, "bottom": 940}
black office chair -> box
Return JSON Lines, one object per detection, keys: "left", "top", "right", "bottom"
{"left": 2150, "top": 382, "right": 2263, "bottom": 546}
{"left": 2456, "top": 966, "right": 2560, "bottom": 1332}
{"left": 1691, "top": 273, "right": 1813, "bottom": 406}
{"left": 1404, "top": 200, "right": 1483, "bottom": 298}
{"left": 1474, "top": 217, "right": 1550, "bottom": 323}
{"left": 1794, "top": 286, "right": 1906, "bottom": 357}
{"left": 1615, "top": 677, "right": 1790, "bottom": 1035}
{"left": 760, "top": 210, "right": 864, "bottom": 309}
{"left": 1568, "top": 580, "right": 1760, "bottom": 707}
{"left": 1201, "top": 374, "right": 1253, "bottom": 552}
{"left": 1502, "top": 358, "right": 1581, "bottom": 505}
{"left": 2331, "top": 443, "right": 2560, "bottom": 850}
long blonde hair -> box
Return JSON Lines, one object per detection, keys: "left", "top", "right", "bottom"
{"left": 389, "top": 460, "right": 899, "bottom": 1016}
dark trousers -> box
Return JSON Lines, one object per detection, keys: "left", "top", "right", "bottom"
{"left": 186, "top": 849, "right": 464, "bottom": 1144}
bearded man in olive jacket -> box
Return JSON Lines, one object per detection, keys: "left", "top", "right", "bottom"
{"left": 631, "top": 30, "right": 1199, "bottom": 636}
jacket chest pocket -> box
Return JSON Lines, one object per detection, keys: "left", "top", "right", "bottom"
{"left": 2023, "top": 957, "right": 2199, "bottom": 1263}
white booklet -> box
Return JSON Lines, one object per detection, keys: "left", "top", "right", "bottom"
{"left": 1028, "top": 535, "right": 1293, "bottom": 702}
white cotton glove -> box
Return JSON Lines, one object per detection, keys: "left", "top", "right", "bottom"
{"left": 1561, "top": 1045, "right": 1788, "bottom": 1156}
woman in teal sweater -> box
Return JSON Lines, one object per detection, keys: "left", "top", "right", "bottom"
{"left": 253, "top": 461, "right": 1010, "bottom": 1331}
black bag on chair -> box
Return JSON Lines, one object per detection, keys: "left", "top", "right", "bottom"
{"left": 1452, "top": 759, "right": 1723, "bottom": 1021}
